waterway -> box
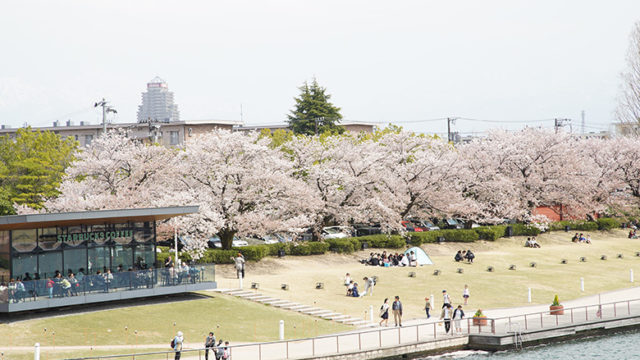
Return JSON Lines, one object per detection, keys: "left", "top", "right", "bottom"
{"left": 423, "top": 330, "right": 640, "bottom": 359}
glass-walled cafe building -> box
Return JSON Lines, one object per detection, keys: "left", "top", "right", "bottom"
{"left": 0, "top": 206, "right": 216, "bottom": 313}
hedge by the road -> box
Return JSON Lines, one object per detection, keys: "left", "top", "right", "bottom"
{"left": 159, "top": 218, "right": 620, "bottom": 265}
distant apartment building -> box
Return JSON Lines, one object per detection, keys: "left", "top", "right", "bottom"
{"left": 0, "top": 119, "right": 242, "bottom": 147}
{"left": 137, "top": 77, "right": 180, "bottom": 123}
{"left": 236, "top": 121, "right": 377, "bottom": 134}
{"left": 0, "top": 120, "right": 375, "bottom": 148}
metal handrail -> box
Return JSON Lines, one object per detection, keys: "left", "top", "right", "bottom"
{"left": 477, "top": 298, "right": 640, "bottom": 334}
{"left": 67, "top": 318, "right": 466, "bottom": 360}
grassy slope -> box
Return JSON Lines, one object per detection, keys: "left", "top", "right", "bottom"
{"left": 216, "top": 229, "right": 640, "bottom": 320}
{"left": 0, "top": 293, "right": 351, "bottom": 348}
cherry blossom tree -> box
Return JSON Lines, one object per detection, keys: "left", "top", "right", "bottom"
{"left": 459, "top": 129, "right": 599, "bottom": 221}
{"left": 285, "top": 134, "right": 396, "bottom": 237}
{"left": 43, "top": 130, "right": 173, "bottom": 212}
{"left": 376, "top": 132, "right": 468, "bottom": 223}
{"left": 172, "top": 130, "right": 315, "bottom": 249}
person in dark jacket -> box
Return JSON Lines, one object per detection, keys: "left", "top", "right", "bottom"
{"left": 392, "top": 296, "right": 403, "bottom": 326}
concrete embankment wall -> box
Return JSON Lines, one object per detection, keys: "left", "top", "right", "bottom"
{"left": 298, "top": 336, "right": 467, "bottom": 360}
{"left": 468, "top": 315, "right": 640, "bottom": 352}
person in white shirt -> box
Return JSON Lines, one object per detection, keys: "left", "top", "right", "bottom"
{"left": 344, "top": 273, "right": 351, "bottom": 286}
{"left": 361, "top": 276, "right": 374, "bottom": 296}
{"left": 399, "top": 255, "right": 409, "bottom": 267}
{"left": 453, "top": 305, "right": 465, "bottom": 333}
{"left": 409, "top": 251, "right": 417, "bottom": 267}
{"left": 463, "top": 285, "right": 470, "bottom": 305}
{"left": 442, "top": 289, "right": 451, "bottom": 308}
{"left": 440, "top": 303, "right": 453, "bottom": 334}
{"left": 379, "top": 298, "right": 390, "bottom": 327}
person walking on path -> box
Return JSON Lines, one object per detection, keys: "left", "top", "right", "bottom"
{"left": 442, "top": 290, "right": 451, "bottom": 309}
{"left": 379, "top": 298, "right": 390, "bottom": 326}
{"left": 453, "top": 305, "right": 465, "bottom": 333}
{"left": 463, "top": 285, "right": 470, "bottom": 305}
{"left": 361, "top": 276, "right": 374, "bottom": 296}
{"left": 392, "top": 296, "right": 403, "bottom": 327}
{"left": 173, "top": 331, "right": 184, "bottom": 360}
{"left": 424, "top": 297, "right": 432, "bottom": 319}
{"left": 440, "top": 304, "right": 453, "bottom": 334}
{"left": 233, "top": 253, "right": 245, "bottom": 279}
{"left": 205, "top": 332, "right": 216, "bottom": 360}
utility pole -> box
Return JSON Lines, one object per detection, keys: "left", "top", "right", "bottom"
{"left": 94, "top": 98, "right": 117, "bottom": 135}
{"left": 554, "top": 118, "right": 571, "bottom": 134}
{"left": 581, "top": 110, "right": 585, "bottom": 135}
{"left": 447, "top": 117, "right": 457, "bottom": 143}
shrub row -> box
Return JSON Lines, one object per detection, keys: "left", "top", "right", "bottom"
{"left": 158, "top": 219, "right": 619, "bottom": 264}
{"left": 325, "top": 235, "right": 406, "bottom": 253}
{"left": 547, "top": 218, "right": 620, "bottom": 232}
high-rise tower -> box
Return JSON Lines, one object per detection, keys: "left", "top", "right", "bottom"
{"left": 137, "top": 77, "right": 180, "bottom": 123}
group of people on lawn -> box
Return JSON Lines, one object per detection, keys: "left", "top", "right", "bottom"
{"left": 571, "top": 233, "right": 592, "bottom": 244}
{"left": 454, "top": 250, "right": 475, "bottom": 263}
{"left": 363, "top": 251, "right": 417, "bottom": 267}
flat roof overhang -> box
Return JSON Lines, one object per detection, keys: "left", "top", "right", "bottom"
{"left": 0, "top": 206, "right": 199, "bottom": 231}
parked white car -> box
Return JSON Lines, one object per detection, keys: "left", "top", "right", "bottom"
{"left": 322, "top": 226, "right": 352, "bottom": 239}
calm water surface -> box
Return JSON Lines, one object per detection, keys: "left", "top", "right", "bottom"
{"left": 421, "top": 330, "right": 640, "bottom": 359}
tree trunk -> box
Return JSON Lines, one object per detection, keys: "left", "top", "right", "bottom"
{"left": 218, "top": 228, "right": 237, "bottom": 250}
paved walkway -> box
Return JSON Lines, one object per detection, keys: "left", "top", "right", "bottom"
{"left": 3, "top": 286, "right": 640, "bottom": 357}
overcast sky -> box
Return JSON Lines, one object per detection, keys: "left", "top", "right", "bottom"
{"left": 1, "top": 1, "right": 639, "bottom": 136}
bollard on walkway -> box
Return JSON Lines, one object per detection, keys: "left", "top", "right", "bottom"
{"left": 34, "top": 343, "right": 40, "bottom": 360}
{"left": 528, "top": 288, "right": 531, "bottom": 303}
{"left": 631, "top": 269, "right": 634, "bottom": 283}
{"left": 279, "top": 320, "right": 284, "bottom": 340}
{"left": 369, "top": 305, "right": 374, "bottom": 323}
{"left": 580, "top": 277, "right": 584, "bottom": 292}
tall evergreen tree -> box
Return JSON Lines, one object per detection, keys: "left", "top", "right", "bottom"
{"left": 0, "top": 128, "right": 77, "bottom": 215}
{"left": 287, "top": 78, "right": 344, "bottom": 135}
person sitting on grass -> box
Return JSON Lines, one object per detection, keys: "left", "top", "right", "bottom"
{"left": 465, "top": 250, "right": 475, "bottom": 263}
{"left": 454, "top": 251, "right": 463, "bottom": 262}
{"left": 572, "top": 233, "right": 579, "bottom": 243}
{"left": 351, "top": 282, "right": 360, "bottom": 297}
{"left": 399, "top": 254, "right": 409, "bottom": 267}
{"left": 346, "top": 280, "right": 354, "bottom": 296}
{"left": 530, "top": 237, "right": 541, "bottom": 248}
{"left": 585, "top": 234, "right": 592, "bottom": 244}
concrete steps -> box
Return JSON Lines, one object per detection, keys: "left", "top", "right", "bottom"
{"left": 217, "top": 288, "right": 375, "bottom": 328}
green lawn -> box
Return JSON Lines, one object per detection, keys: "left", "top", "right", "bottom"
{"left": 0, "top": 292, "right": 351, "bottom": 349}
{"left": 215, "top": 229, "right": 640, "bottom": 320}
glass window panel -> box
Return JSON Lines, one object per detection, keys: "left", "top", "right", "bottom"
{"left": 11, "top": 253, "right": 37, "bottom": 280}
{"left": 0, "top": 231, "right": 9, "bottom": 253}
{"left": 88, "top": 246, "right": 109, "bottom": 274}
{"left": 63, "top": 248, "right": 87, "bottom": 276}
{"left": 39, "top": 227, "right": 62, "bottom": 251}
{"left": 133, "top": 222, "right": 153, "bottom": 243}
{"left": 0, "top": 252, "right": 10, "bottom": 282}
{"left": 111, "top": 245, "right": 133, "bottom": 271}
{"left": 134, "top": 244, "right": 155, "bottom": 269}
{"left": 38, "top": 252, "right": 62, "bottom": 279}
{"left": 11, "top": 229, "right": 37, "bottom": 252}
